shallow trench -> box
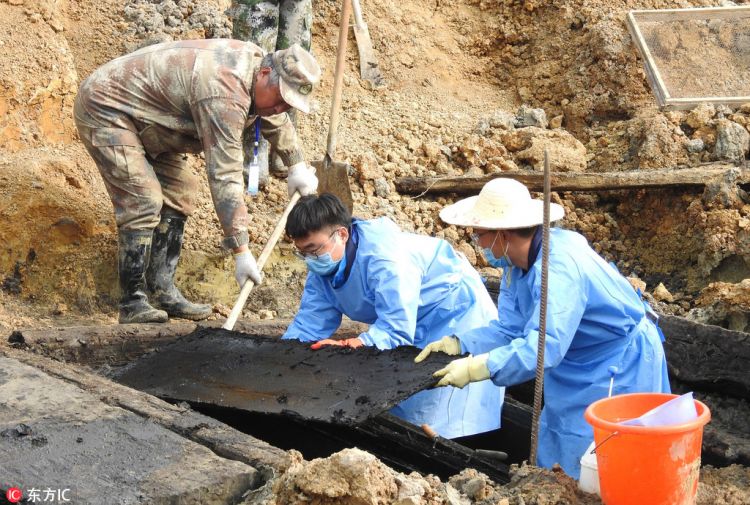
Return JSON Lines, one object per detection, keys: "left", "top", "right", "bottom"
{"left": 7, "top": 306, "right": 749, "bottom": 489}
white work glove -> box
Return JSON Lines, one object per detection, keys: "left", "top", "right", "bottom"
{"left": 234, "top": 251, "right": 263, "bottom": 287}
{"left": 414, "top": 335, "right": 462, "bottom": 363}
{"left": 287, "top": 162, "right": 318, "bottom": 197}
{"left": 433, "top": 354, "right": 491, "bottom": 388}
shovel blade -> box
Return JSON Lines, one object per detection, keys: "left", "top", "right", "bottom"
{"left": 313, "top": 159, "right": 354, "bottom": 213}
{"left": 353, "top": 24, "right": 386, "bottom": 89}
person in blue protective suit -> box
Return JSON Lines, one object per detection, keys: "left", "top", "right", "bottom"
{"left": 415, "top": 178, "right": 670, "bottom": 478}
{"left": 282, "top": 193, "right": 504, "bottom": 439}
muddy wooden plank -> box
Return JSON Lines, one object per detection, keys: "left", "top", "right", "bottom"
{"left": 114, "top": 327, "right": 457, "bottom": 425}
{"left": 7, "top": 322, "right": 197, "bottom": 367}
{"left": 6, "top": 319, "right": 369, "bottom": 368}
{"left": 2, "top": 346, "right": 291, "bottom": 475}
{"left": 660, "top": 315, "right": 750, "bottom": 399}
{"left": 0, "top": 355, "right": 257, "bottom": 504}
{"left": 395, "top": 164, "right": 749, "bottom": 196}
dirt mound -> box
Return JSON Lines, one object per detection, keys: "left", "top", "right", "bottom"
{"left": 249, "top": 448, "right": 748, "bottom": 505}
{"left": 0, "top": 0, "right": 748, "bottom": 328}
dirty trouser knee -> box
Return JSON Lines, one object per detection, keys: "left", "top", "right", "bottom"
{"left": 118, "top": 231, "right": 168, "bottom": 324}
{"left": 150, "top": 152, "right": 199, "bottom": 218}
{"left": 146, "top": 208, "right": 212, "bottom": 321}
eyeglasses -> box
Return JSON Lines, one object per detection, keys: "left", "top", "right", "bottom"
{"left": 292, "top": 228, "right": 341, "bottom": 260}
{"left": 470, "top": 230, "right": 495, "bottom": 244}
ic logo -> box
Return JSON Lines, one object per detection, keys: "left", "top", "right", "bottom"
{"left": 5, "top": 487, "right": 22, "bottom": 503}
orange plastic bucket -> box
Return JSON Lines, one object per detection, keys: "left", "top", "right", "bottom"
{"left": 584, "top": 393, "right": 710, "bottom": 505}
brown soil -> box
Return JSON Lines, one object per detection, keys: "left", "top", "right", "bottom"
{"left": 3, "top": 0, "right": 750, "bottom": 326}
{"left": 249, "top": 448, "right": 749, "bottom": 505}
{"left": 1, "top": 0, "right": 750, "bottom": 500}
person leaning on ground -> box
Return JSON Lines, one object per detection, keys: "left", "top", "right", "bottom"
{"left": 280, "top": 193, "right": 505, "bottom": 439}
{"left": 229, "top": 0, "right": 312, "bottom": 184}
{"left": 74, "top": 39, "right": 320, "bottom": 324}
{"left": 415, "top": 178, "right": 671, "bottom": 478}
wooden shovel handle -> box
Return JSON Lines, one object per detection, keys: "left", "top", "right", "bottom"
{"left": 325, "top": 0, "right": 353, "bottom": 165}
{"left": 222, "top": 192, "right": 302, "bottom": 330}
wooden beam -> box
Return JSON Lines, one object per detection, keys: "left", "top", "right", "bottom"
{"left": 7, "top": 319, "right": 369, "bottom": 368}
{"left": 395, "top": 164, "right": 750, "bottom": 196}
{"left": 8, "top": 322, "right": 198, "bottom": 367}
{"left": 660, "top": 315, "right": 750, "bottom": 400}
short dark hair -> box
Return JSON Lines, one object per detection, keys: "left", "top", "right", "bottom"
{"left": 286, "top": 193, "right": 351, "bottom": 239}
{"left": 510, "top": 225, "right": 538, "bottom": 239}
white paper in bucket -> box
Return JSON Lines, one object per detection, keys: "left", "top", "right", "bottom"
{"left": 619, "top": 392, "right": 698, "bottom": 427}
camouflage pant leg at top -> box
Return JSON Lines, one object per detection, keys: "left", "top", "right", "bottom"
{"left": 230, "top": 0, "right": 312, "bottom": 51}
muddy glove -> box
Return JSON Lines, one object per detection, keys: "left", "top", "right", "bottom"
{"left": 287, "top": 162, "right": 318, "bottom": 197}
{"left": 310, "top": 337, "right": 364, "bottom": 350}
{"left": 414, "top": 335, "right": 462, "bottom": 363}
{"left": 234, "top": 251, "right": 263, "bottom": 287}
{"left": 433, "top": 354, "right": 490, "bottom": 388}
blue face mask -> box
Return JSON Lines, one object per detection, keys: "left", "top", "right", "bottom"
{"left": 483, "top": 247, "right": 511, "bottom": 269}
{"left": 305, "top": 252, "right": 341, "bottom": 276}
{"left": 481, "top": 233, "right": 513, "bottom": 285}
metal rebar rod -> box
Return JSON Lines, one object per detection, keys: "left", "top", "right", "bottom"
{"left": 529, "top": 149, "right": 552, "bottom": 464}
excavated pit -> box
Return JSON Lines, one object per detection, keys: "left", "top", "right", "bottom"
{"left": 9, "top": 321, "right": 531, "bottom": 483}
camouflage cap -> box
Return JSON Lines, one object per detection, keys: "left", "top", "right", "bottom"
{"left": 271, "top": 44, "right": 321, "bottom": 114}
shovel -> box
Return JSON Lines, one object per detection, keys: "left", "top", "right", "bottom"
{"left": 317, "top": 0, "right": 354, "bottom": 214}
{"left": 222, "top": 192, "right": 302, "bottom": 330}
{"left": 351, "top": 0, "right": 385, "bottom": 89}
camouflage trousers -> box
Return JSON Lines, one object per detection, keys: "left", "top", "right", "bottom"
{"left": 229, "top": 0, "right": 312, "bottom": 52}
{"left": 74, "top": 98, "right": 198, "bottom": 232}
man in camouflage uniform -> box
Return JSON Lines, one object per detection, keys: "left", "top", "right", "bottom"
{"left": 229, "top": 0, "right": 312, "bottom": 183}
{"left": 74, "top": 40, "right": 320, "bottom": 324}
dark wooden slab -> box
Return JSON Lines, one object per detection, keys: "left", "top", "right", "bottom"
{"left": 114, "top": 327, "right": 456, "bottom": 425}
{"left": 660, "top": 315, "right": 750, "bottom": 399}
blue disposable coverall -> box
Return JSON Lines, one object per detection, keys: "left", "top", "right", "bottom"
{"left": 283, "top": 217, "right": 504, "bottom": 438}
{"left": 458, "top": 228, "right": 670, "bottom": 478}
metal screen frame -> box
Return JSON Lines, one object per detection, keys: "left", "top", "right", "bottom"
{"left": 627, "top": 6, "right": 750, "bottom": 110}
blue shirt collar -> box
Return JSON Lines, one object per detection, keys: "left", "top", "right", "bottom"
{"left": 331, "top": 219, "right": 360, "bottom": 288}
{"left": 525, "top": 226, "right": 543, "bottom": 274}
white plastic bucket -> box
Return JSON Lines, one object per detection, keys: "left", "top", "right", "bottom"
{"left": 578, "top": 441, "right": 600, "bottom": 495}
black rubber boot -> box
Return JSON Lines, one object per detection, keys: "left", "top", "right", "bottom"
{"left": 146, "top": 209, "right": 212, "bottom": 321}
{"left": 118, "top": 231, "right": 169, "bottom": 324}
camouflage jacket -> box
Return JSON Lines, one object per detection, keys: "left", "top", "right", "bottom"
{"left": 77, "top": 39, "right": 304, "bottom": 248}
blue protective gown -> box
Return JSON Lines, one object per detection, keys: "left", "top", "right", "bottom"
{"left": 283, "top": 217, "right": 504, "bottom": 438}
{"left": 458, "top": 228, "right": 670, "bottom": 478}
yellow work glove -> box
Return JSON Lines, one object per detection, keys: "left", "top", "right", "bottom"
{"left": 433, "top": 354, "right": 491, "bottom": 388}
{"left": 414, "top": 335, "right": 462, "bottom": 363}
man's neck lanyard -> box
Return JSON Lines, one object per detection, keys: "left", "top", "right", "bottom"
{"left": 246, "top": 118, "right": 261, "bottom": 195}
{"left": 253, "top": 118, "right": 261, "bottom": 163}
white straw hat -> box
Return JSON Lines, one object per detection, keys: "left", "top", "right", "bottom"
{"left": 439, "top": 178, "right": 565, "bottom": 229}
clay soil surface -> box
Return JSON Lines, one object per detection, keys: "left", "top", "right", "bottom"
{"left": 1, "top": 0, "right": 750, "bottom": 502}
